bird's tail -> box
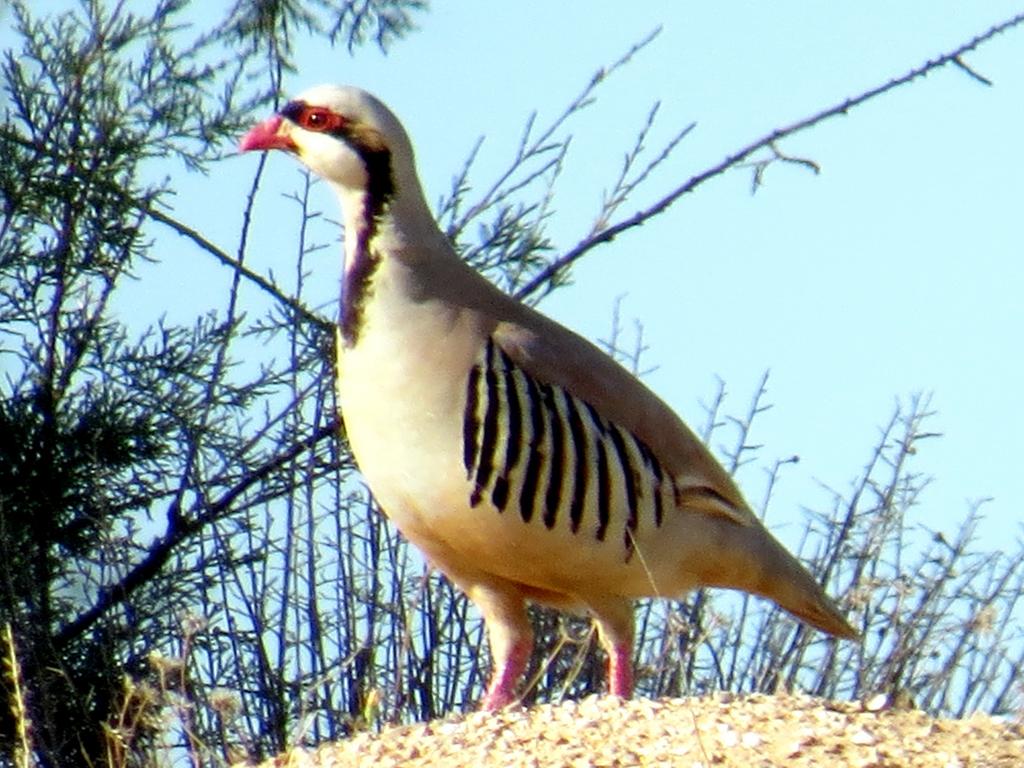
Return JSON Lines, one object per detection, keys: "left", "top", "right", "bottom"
{"left": 698, "top": 518, "right": 858, "bottom": 639}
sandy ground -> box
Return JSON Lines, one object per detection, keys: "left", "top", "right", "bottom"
{"left": 251, "top": 693, "right": 1022, "bottom": 767}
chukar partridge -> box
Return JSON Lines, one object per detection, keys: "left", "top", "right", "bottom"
{"left": 240, "top": 85, "right": 856, "bottom": 710}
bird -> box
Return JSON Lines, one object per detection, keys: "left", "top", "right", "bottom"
{"left": 239, "top": 85, "right": 857, "bottom": 711}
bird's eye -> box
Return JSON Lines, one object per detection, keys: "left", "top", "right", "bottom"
{"left": 298, "top": 106, "right": 343, "bottom": 133}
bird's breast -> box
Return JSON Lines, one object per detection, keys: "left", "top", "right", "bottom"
{"left": 336, "top": 286, "right": 476, "bottom": 514}
{"left": 336, "top": 290, "right": 709, "bottom": 601}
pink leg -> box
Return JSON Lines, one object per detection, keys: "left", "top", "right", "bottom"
{"left": 481, "top": 636, "right": 532, "bottom": 710}
{"left": 466, "top": 584, "right": 533, "bottom": 711}
{"left": 591, "top": 598, "right": 635, "bottom": 699}
{"left": 607, "top": 641, "right": 634, "bottom": 698}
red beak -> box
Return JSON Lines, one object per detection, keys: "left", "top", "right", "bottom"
{"left": 239, "top": 115, "right": 296, "bottom": 152}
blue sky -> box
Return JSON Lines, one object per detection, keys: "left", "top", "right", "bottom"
{"left": 93, "top": 3, "right": 1024, "bottom": 554}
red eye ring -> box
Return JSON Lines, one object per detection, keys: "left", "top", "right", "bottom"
{"left": 298, "top": 106, "right": 344, "bottom": 133}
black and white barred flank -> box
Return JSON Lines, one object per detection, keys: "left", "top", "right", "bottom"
{"left": 462, "top": 339, "right": 682, "bottom": 558}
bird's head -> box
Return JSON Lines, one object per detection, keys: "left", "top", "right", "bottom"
{"left": 240, "top": 85, "right": 418, "bottom": 213}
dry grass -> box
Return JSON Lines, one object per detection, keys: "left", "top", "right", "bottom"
{"left": 3, "top": 624, "right": 34, "bottom": 768}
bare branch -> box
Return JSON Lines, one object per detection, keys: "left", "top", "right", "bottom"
{"left": 54, "top": 417, "right": 343, "bottom": 649}
{"left": 515, "top": 11, "right": 1024, "bottom": 301}
{"left": 441, "top": 27, "right": 663, "bottom": 242}
{"left": 146, "top": 204, "right": 333, "bottom": 334}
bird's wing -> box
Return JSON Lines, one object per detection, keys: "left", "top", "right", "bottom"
{"left": 451, "top": 275, "right": 857, "bottom": 640}
{"left": 475, "top": 286, "right": 759, "bottom": 530}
